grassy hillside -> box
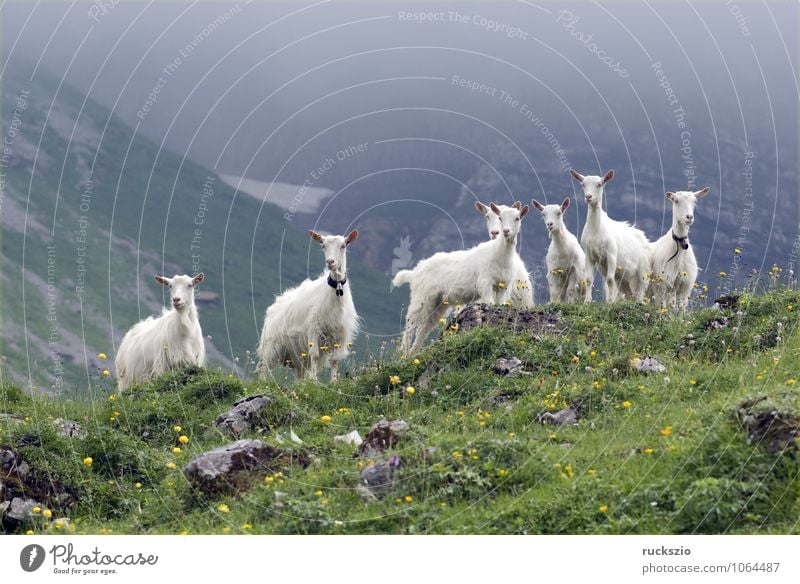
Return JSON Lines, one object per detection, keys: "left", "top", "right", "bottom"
{"left": 0, "top": 60, "right": 405, "bottom": 395}
{"left": 1, "top": 289, "right": 799, "bottom": 535}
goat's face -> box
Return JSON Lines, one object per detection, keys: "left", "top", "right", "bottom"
{"left": 309, "top": 230, "right": 358, "bottom": 274}
{"left": 666, "top": 188, "right": 710, "bottom": 228}
{"left": 475, "top": 201, "right": 501, "bottom": 240}
{"left": 570, "top": 169, "right": 614, "bottom": 208}
{"left": 490, "top": 201, "right": 528, "bottom": 241}
{"left": 155, "top": 273, "right": 204, "bottom": 310}
{"left": 532, "top": 197, "right": 570, "bottom": 234}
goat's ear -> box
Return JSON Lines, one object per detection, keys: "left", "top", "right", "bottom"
{"left": 474, "top": 201, "right": 488, "bottom": 214}
{"left": 694, "top": 187, "right": 710, "bottom": 199}
{"left": 561, "top": 197, "right": 571, "bottom": 211}
{"left": 309, "top": 230, "right": 324, "bottom": 244}
{"left": 569, "top": 169, "right": 584, "bottom": 183}
{"left": 192, "top": 272, "right": 204, "bottom": 285}
{"left": 512, "top": 201, "right": 522, "bottom": 210}
{"left": 490, "top": 203, "right": 501, "bottom": 216}
{"left": 154, "top": 275, "right": 170, "bottom": 286}
{"left": 531, "top": 199, "right": 545, "bottom": 212}
{"left": 665, "top": 192, "right": 676, "bottom": 202}
{"left": 519, "top": 205, "right": 529, "bottom": 219}
{"left": 345, "top": 230, "right": 359, "bottom": 245}
{"left": 602, "top": 169, "right": 615, "bottom": 184}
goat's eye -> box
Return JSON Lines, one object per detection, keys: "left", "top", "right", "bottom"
{"left": 188, "top": 284, "right": 193, "bottom": 288}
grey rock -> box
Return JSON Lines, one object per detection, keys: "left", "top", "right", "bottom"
{"left": 538, "top": 404, "right": 580, "bottom": 426}
{"left": 5, "top": 497, "right": 38, "bottom": 523}
{"left": 334, "top": 430, "right": 363, "bottom": 446}
{"left": 494, "top": 357, "right": 524, "bottom": 377}
{"left": 0, "top": 446, "right": 29, "bottom": 479}
{"left": 183, "top": 439, "right": 282, "bottom": 493}
{"left": 51, "top": 418, "right": 86, "bottom": 439}
{"left": 0, "top": 413, "right": 23, "bottom": 425}
{"left": 634, "top": 356, "right": 667, "bottom": 374}
{"left": 358, "top": 419, "right": 409, "bottom": 458}
{"left": 359, "top": 455, "right": 403, "bottom": 499}
{"left": 214, "top": 394, "right": 272, "bottom": 436}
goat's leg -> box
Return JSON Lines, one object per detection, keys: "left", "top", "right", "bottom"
{"left": 411, "top": 303, "right": 448, "bottom": 353}
{"left": 603, "top": 263, "right": 619, "bottom": 303}
{"left": 400, "top": 303, "right": 423, "bottom": 355}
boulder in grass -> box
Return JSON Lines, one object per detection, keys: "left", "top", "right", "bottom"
{"left": 359, "top": 455, "right": 404, "bottom": 499}
{"left": 538, "top": 403, "right": 580, "bottom": 427}
{"left": 494, "top": 357, "right": 525, "bottom": 377}
{"left": 334, "top": 430, "right": 363, "bottom": 447}
{"left": 3, "top": 497, "right": 39, "bottom": 526}
{"left": 358, "top": 420, "right": 409, "bottom": 458}
{"left": 214, "top": 394, "right": 272, "bottom": 436}
{"left": 51, "top": 418, "right": 86, "bottom": 439}
{"left": 735, "top": 393, "right": 800, "bottom": 454}
{"left": 183, "top": 439, "right": 282, "bottom": 494}
{"left": 631, "top": 356, "right": 667, "bottom": 374}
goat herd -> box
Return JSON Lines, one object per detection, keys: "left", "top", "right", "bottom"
{"left": 114, "top": 168, "right": 710, "bottom": 390}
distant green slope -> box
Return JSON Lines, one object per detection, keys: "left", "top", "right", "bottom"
{"left": 0, "top": 61, "right": 404, "bottom": 394}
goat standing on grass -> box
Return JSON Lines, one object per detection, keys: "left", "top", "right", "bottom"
{"left": 393, "top": 202, "right": 529, "bottom": 354}
{"left": 475, "top": 201, "right": 535, "bottom": 308}
{"left": 257, "top": 230, "right": 359, "bottom": 382}
{"left": 649, "top": 188, "right": 710, "bottom": 310}
{"left": 531, "top": 197, "right": 592, "bottom": 303}
{"left": 115, "top": 273, "right": 206, "bottom": 392}
{"left": 570, "top": 169, "right": 651, "bottom": 302}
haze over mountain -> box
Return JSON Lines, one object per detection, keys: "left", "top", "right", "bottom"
{"left": 2, "top": 1, "right": 798, "bottom": 392}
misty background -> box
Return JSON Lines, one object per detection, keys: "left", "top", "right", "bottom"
{"left": 1, "top": 0, "right": 798, "bottom": 394}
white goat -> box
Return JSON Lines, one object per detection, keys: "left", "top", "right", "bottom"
{"left": 393, "top": 202, "right": 529, "bottom": 354}
{"left": 649, "top": 188, "right": 710, "bottom": 310}
{"left": 475, "top": 201, "right": 535, "bottom": 308}
{"left": 570, "top": 169, "right": 651, "bottom": 302}
{"left": 257, "top": 230, "right": 359, "bottom": 382}
{"left": 115, "top": 273, "right": 206, "bottom": 392}
{"left": 531, "top": 197, "right": 592, "bottom": 303}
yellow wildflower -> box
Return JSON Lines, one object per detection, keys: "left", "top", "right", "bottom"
{"left": 320, "top": 415, "right": 332, "bottom": 423}
{"left": 178, "top": 435, "right": 189, "bottom": 444}
{"left": 83, "top": 457, "right": 93, "bottom": 467}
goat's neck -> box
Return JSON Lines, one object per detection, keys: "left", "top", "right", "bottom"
{"left": 173, "top": 303, "right": 197, "bottom": 329}
{"left": 549, "top": 226, "right": 569, "bottom": 248}
{"left": 492, "top": 233, "right": 517, "bottom": 265}
{"left": 671, "top": 216, "right": 690, "bottom": 239}
{"left": 328, "top": 267, "right": 347, "bottom": 282}
{"left": 585, "top": 203, "right": 605, "bottom": 231}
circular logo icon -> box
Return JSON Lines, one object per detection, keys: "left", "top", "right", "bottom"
{"left": 20, "top": 544, "right": 46, "bottom": 572}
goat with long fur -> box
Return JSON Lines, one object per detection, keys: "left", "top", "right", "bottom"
{"left": 570, "top": 169, "right": 651, "bottom": 302}
{"left": 393, "top": 202, "right": 529, "bottom": 354}
{"left": 475, "top": 201, "right": 535, "bottom": 308}
{"left": 648, "top": 188, "right": 710, "bottom": 310}
{"left": 115, "top": 273, "right": 206, "bottom": 392}
{"left": 257, "top": 230, "right": 359, "bottom": 382}
{"left": 531, "top": 197, "right": 592, "bottom": 303}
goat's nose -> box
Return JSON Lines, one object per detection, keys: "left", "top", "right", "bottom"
{"left": 547, "top": 222, "right": 554, "bottom": 228}
{"left": 326, "top": 259, "right": 335, "bottom": 265}
{"left": 503, "top": 228, "right": 510, "bottom": 235}
{"left": 491, "top": 230, "right": 499, "bottom": 236}
{"left": 173, "top": 297, "right": 180, "bottom": 303}
{"left": 686, "top": 215, "right": 694, "bottom": 222}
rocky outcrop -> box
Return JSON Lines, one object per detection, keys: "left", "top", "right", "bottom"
{"left": 214, "top": 394, "right": 272, "bottom": 436}
{"left": 183, "top": 439, "right": 282, "bottom": 494}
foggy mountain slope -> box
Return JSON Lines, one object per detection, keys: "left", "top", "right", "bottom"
{"left": 0, "top": 59, "right": 404, "bottom": 394}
